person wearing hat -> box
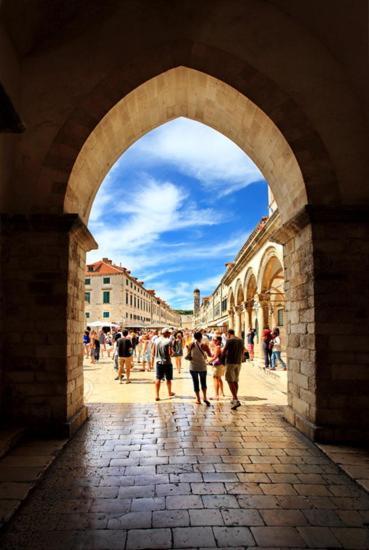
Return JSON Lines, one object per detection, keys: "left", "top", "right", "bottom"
{"left": 152, "top": 328, "right": 175, "bottom": 401}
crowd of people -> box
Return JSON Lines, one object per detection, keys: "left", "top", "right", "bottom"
{"left": 83, "top": 324, "right": 286, "bottom": 409}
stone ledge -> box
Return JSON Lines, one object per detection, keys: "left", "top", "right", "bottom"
{"left": 271, "top": 204, "right": 369, "bottom": 244}
{"left": 318, "top": 443, "right": 369, "bottom": 496}
{"left": 63, "top": 405, "right": 89, "bottom": 438}
{"left": 0, "top": 437, "right": 68, "bottom": 530}
{"left": 0, "top": 213, "right": 97, "bottom": 252}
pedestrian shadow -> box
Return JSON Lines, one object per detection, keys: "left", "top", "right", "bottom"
{"left": 239, "top": 395, "right": 267, "bottom": 401}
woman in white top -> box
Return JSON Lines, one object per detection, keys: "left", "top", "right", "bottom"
{"left": 270, "top": 327, "right": 287, "bottom": 370}
{"left": 186, "top": 331, "right": 211, "bottom": 406}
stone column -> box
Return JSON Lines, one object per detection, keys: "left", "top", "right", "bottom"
{"left": 272, "top": 205, "right": 369, "bottom": 444}
{"left": 228, "top": 308, "right": 235, "bottom": 330}
{"left": 0, "top": 214, "right": 97, "bottom": 436}
{"left": 259, "top": 294, "right": 270, "bottom": 329}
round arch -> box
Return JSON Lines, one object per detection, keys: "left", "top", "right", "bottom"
{"left": 244, "top": 268, "right": 257, "bottom": 300}
{"left": 257, "top": 246, "right": 284, "bottom": 293}
{"left": 234, "top": 279, "right": 245, "bottom": 306}
{"left": 227, "top": 289, "right": 235, "bottom": 311}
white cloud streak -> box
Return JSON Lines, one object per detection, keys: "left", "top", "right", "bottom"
{"left": 132, "top": 117, "right": 265, "bottom": 196}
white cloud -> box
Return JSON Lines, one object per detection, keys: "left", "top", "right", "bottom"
{"left": 132, "top": 117, "right": 265, "bottom": 196}
{"left": 88, "top": 177, "right": 221, "bottom": 256}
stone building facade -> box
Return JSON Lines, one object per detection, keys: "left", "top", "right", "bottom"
{"left": 194, "top": 206, "right": 285, "bottom": 364}
{"left": 85, "top": 258, "right": 181, "bottom": 328}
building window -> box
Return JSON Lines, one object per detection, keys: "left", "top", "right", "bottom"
{"left": 103, "top": 291, "right": 110, "bottom": 304}
{"left": 103, "top": 311, "right": 110, "bottom": 318}
{"left": 85, "top": 278, "right": 91, "bottom": 285}
{"left": 130, "top": 313, "right": 132, "bottom": 319}
{"left": 130, "top": 281, "right": 132, "bottom": 288}
{"left": 134, "top": 297, "right": 136, "bottom": 308}
{"left": 88, "top": 266, "right": 94, "bottom": 272}
{"left": 277, "top": 308, "right": 284, "bottom": 326}
{"left": 103, "top": 277, "right": 110, "bottom": 284}
{"left": 126, "top": 292, "right": 128, "bottom": 305}
{"left": 85, "top": 312, "right": 90, "bottom": 318}
{"left": 130, "top": 294, "right": 133, "bottom": 306}
{"left": 126, "top": 312, "right": 128, "bottom": 318}
{"left": 85, "top": 292, "right": 90, "bottom": 303}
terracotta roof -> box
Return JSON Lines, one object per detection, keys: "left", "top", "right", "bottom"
{"left": 85, "top": 259, "right": 125, "bottom": 276}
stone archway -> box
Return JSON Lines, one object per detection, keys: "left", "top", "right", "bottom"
{"left": 234, "top": 280, "right": 245, "bottom": 341}
{"left": 60, "top": 67, "right": 307, "bottom": 225}
{"left": 257, "top": 246, "right": 284, "bottom": 328}
{"left": 1, "top": 47, "right": 368, "bottom": 444}
{"left": 258, "top": 249, "right": 285, "bottom": 354}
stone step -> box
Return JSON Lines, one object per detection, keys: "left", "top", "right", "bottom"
{"left": 0, "top": 434, "right": 68, "bottom": 530}
{"left": 0, "top": 427, "right": 25, "bottom": 460}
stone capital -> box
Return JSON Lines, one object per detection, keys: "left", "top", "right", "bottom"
{"left": 270, "top": 204, "right": 369, "bottom": 245}
{"left": 0, "top": 213, "right": 97, "bottom": 252}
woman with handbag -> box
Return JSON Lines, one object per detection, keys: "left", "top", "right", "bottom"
{"left": 209, "top": 335, "right": 225, "bottom": 400}
{"left": 186, "top": 331, "right": 211, "bottom": 406}
{"left": 172, "top": 331, "right": 184, "bottom": 374}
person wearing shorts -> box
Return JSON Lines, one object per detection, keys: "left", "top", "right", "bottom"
{"left": 209, "top": 335, "right": 225, "bottom": 400}
{"left": 117, "top": 330, "right": 133, "bottom": 384}
{"left": 221, "top": 329, "right": 244, "bottom": 410}
{"left": 153, "top": 328, "right": 175, "bottom": 401}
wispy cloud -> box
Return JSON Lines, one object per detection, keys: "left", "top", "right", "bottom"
{"left": 131, "top": 117, "right": 265, "bottom": 196}
{"left": 87, "top": 117, "right": 265, "bottom": 310}
{"left": 89, "top": 177, "right": 222, "bottom": 253}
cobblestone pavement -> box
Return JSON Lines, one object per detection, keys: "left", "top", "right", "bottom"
{"left": 1, "top": 401, "right": 369, "bottom": 549}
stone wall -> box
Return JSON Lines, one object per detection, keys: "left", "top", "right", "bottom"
{"left": 276, "top": 206, "right": 369, "bottom": 444}
{"left": 312, "top": 208, "right": 369, "bottom": 443}
{"left": 0, "top": 214, "right": 96, "bottom": 435}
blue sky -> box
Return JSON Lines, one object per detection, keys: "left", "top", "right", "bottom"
{"left": 87, "top": 118, "right": 268, "bottom": 309}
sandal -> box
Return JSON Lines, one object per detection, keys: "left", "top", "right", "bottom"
{"left": 204, "top": 400, "right": 211, "bottom": 407}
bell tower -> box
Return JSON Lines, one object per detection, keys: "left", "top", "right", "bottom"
{"left": 193, "top": 288, "right": 200, "bottom": 316}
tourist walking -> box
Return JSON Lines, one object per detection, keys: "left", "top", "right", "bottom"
{"left": 117, "top": 330, "right": 133, "bottom": 384}
{"left": 221, "top": 329, "right": 244, "bottom": 410}
{"left": 153, "top": 328, "right": 175, "bottom": 401}
{"left": 141, "top": 335, "right": 151, "bottom": 371}
{"left": 187, "top": 331, "right": 211, "bottom": 406}
{"left": 270, "top": 327, "right": 287, "bottom": 370}
{"left": 209, "top": 335, "right": 225, "bottom": 400}
{"left": 90, "top": 330, "right": 100, "bottom": 364}
{"left": 131, "top": 330, "right": 139, "bottom": 361}
{"left": 262, "top": 326, "right": 273, "bottom": 369}
{"left": 172, "top": 331, "right": 184, "bottom": 374}
{"left": 112, "top": 327, "right": 122, "bottom": 378}
{"left": 83, "top": 329, "right": 90, "bottom": 359}
{"left": 246, "top": 328, "right": 256, "bottom": 361}
{"left": 99, "top": 329, "right": 106, "bottom": 358}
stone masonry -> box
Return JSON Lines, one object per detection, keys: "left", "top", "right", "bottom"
{"left": 275, "top": 206, "right": 369, "bottom": 444}
{"left": 0, "top": 214, "right": 96, "bottom": 435}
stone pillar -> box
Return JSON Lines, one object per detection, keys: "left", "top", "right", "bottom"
{"left": 228, "top": 309, "right": 235, "bottom": 330}
{"left": 259, "top": 294, "right": 270, "bottom": 329}
{"left": 0, "top": 214, "right": 97, "bottom": 436}
{"left": 234, "top": 305, "right": 243, "bottom": 338}
{"left": 273, "top": 206, "right": 369, "bottom": 444}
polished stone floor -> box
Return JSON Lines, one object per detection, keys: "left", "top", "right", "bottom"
{"left": 1, "top": 400, "right": 369, "bottom": 549}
